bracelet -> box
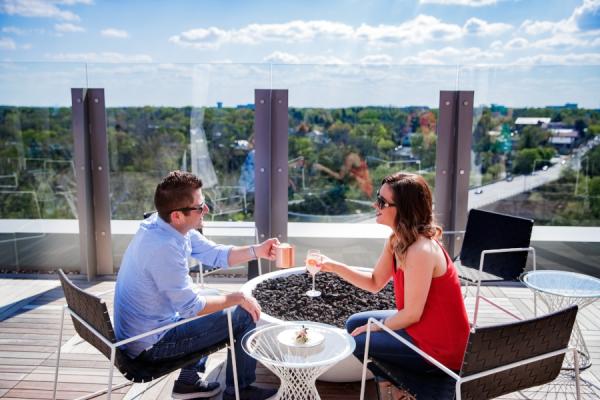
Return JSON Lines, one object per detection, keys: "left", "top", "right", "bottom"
{"left": 249, "top": 245, "right": 257, "bottom": 260}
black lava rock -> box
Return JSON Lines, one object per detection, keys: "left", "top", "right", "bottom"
{"left": 252, "top": 272, "right": 396, "bottom": 329}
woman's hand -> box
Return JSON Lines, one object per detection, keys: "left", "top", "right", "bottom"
{"left": 350, "top": 322, "right": 382, "bottom": 337}
{"left": 316, "top": 254, "right": 342, "bottom": 274}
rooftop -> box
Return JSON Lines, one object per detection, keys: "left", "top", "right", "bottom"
{"left": 1, "top": 275, "right": 599, "bottom": 399}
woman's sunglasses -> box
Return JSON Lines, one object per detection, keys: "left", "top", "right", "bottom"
{"left": 375, "top": 191, "right": 395, "bottom": 209}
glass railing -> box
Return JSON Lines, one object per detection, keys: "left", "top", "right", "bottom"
{"left": 0, "top": 62, "right": 86, "bottom": 270}
{"left": 459, "top": 65, "right": 600, "bottom": 226}
{"left": 272, "top": 64, "right": 456, "bottom": 222}
{"left": 1, "top": 61, "right": 599, "bottom": 272}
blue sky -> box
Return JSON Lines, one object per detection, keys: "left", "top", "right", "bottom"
{"left": 0, "top": 0, "right": 599, "bottom": 107}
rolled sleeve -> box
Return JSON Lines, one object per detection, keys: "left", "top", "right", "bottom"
{"left": 189, "top": 230, "right": 233, "bottom": 267}
{"left": 146, "top": 242, "right": 207, "bottom": 317}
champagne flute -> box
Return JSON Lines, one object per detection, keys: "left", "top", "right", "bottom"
{"left": 305, "top": 249, "right": 321, "bottom": 297}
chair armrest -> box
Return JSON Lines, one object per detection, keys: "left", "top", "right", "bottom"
{"left": 479, "top": 246, "right": 536, "bottom": 274}
{"left": 365, "top": 318, "right": 460, "bottom": 381}
{"left": 115, "top": 308, "right": 233, "bottom": 348}
{"left": 443, "top": 230, "right": 466, "bottom": 236}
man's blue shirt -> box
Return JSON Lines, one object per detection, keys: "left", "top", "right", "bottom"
{"left": 114, "top": 213, "right": 233, "bottom": 358}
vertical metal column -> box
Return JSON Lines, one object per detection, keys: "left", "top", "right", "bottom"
{"left": 71, "top": 88, "right": 113, "bottom": 279}
{"left": 434, "top": 91, "right": 474, "bottom": 258}
{"left": 254, "top": 89, "right": 289, "bottom": 275}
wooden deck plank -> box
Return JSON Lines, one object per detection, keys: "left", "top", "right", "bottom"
{"left": 0, "top": 277, "right": 599, "bottom": 400}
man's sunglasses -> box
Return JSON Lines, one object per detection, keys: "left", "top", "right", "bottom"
{"left": 170, "top": 201, "right": 207, "bottom": 214}
{"left": 375, "top": 191, "right": 395, "bottom": 209}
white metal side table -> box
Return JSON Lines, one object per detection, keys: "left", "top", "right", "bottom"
{"left": 522, "top": 270, "right": 600, "bottom": 370}
{"left": 242, "top": 321, "right": 355, "bottom": 400}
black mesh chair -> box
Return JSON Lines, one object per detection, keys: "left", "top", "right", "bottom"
{"left": 52, "top": 270, "right": 240, "bottom": 400}
{"left": 449, "top": 209, "right": 536, "bottom": 326}
{"left": 359, "top": 305, "right": 581, "bottom": 400}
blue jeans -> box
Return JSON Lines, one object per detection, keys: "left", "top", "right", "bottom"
{"left": 346, "top": 310, "right": 439, "bottom": 376}
{"left": 137, "top": 306, "right": 256, "bottom": 388}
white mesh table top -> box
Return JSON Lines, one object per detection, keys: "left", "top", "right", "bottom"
{"left": 242, "top": 321, "right": 355, "bottom": 369}
{"left": 522, "top": 270, "right": 600, "bottom": 299}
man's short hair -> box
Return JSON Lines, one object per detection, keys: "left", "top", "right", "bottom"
{"left": 154, "top": 171, "right": 203, "bottom": 222}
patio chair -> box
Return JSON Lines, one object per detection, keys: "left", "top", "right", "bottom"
{"left": 448, "top": 208, "right": 536, "bottom": 326}
{"left": 142, "top": 212, "right": 262, "bottom": 287}
{"left": 359, "top": 305, "right": 580, "bottom": 400}
{"left": 52, "top": 269, "right": 240, "bottom": 400}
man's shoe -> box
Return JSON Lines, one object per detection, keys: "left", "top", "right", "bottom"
{"left": 172, "top": 379, "right": 221, "bottom": 399}
{"left": 222, "top": 385, "right": 278, "bottom": 400}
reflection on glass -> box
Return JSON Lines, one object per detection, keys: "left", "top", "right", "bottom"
{"left": 463, "top": 66, "right": 600, "bottom": 226}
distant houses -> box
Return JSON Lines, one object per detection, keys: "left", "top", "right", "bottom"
{"left": 514, "top": 117, "right": 580, "bottom": 154}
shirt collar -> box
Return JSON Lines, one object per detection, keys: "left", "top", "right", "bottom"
{"left": 154, "top": 213, "right": 189, "bottom": 243}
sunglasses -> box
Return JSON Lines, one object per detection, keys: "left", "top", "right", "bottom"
{"left": 375, "top": 191, "right": 395, "bottom": 209}
{"left": 170, "top": 201, "right": 207, "bottom": 214}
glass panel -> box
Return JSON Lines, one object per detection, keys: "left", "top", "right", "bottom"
{"left": 272, "top": 64, "right": 457, "bottom": 223}
{"left": 460, "top": 65, "right": 600, "bottom": 226}
{"left": 0, "top": 62, "right": 86, "bottom": 271}
{"left": 87, "top": 63, "right": 271, "bottom": 270}
{"left": 86, "top": 63, "right": 270, "bottom": 223}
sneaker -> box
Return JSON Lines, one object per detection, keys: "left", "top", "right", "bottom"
{"left": 172, "top": 379, "right": 221, "bottom": 399}
{"left": 222, "top": 385, "right": 278, "bottom": 400}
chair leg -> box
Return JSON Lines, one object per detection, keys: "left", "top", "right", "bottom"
{"left": 52, "top": 305, "right": 66, "bottom": 400}
{"left": 574, "top": 348, "right": 581, "bottom": 400}
{"left": 360, "top": 321, "right": 373, "bottom": 400}
{"left": 199, "top": 264, "right": 204, "bottom": 288}
{"left": 107, "top": 347, "right": 116, "bottom": 400}
{"left": 227, "top": 309, "right": 240, "bottom": 400}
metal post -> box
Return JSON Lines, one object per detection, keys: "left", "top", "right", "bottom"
{"left": 434, "top": 91, "right": 474, "bottom": 258}
{"left": 71, "top": 88, "right": 113, "bottom": 278}
{"left": 254, "top": 89, "right": 289, "bottom": 274}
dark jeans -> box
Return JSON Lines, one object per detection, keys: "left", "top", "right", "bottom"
{"left": 346, "top": 310, "right": 439, "bottom": 376}
{"left": 137, "top": 306, "right": 256, "bottom": 388}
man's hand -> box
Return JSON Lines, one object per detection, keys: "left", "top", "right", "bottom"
{"left": 256, "top": 238, "right": 279, "bottom": 260}
{"left": 239, "top": 294, "right": 261, "bottom": 322}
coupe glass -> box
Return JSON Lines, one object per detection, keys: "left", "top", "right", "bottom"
{"left": 305, "top": 249, "right": 322, "bottom": 297}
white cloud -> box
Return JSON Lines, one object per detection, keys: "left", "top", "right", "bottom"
{"left": 512, "top": 52, "right": 600, "bottom": 65}
{"left": 170, "top": 16, "right": 483, "bottom": 49}
{"left": 419, "top": 0, "right": 497, "bottom": 6}
{"left": 54, "top": 23, "right": 84, "bottom": 32}
{"left": 571, "top": 0, "right": 600, "bottom": 31}
{"left": 263, "top": 51, "right": 301, "bottom": 64}
{"left": 520, "top": 20, "right": 559, "bottom": 35}
{"left": 503, "top": 37, "right": 530, "bottom": 50}
{"left": 463, "top": 17, "right": 512, "bottom": 35}
{"left": 356, "top": 15, "right": 463, "bottom": 44}
{"left": 46, "top": 52, "right": 153, "bottom": 63}
{"left": 360, "top": 54, "right": 393, "bottom": 65}
{"left": 0, "top": 0, "right": 84, "bottom": 21}
{"left": 0, "top": 37, "right": 17, "bottom": 49}
{"left": 411, "top": 46, "right": 503, "bottom": 64}
{"left": 2, "top": 26, "right": 26, "bottom": 35}
{"left": 101, "top": 28, "right": 129, "bottom": 38}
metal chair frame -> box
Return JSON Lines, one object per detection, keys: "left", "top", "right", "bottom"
{"left": 359, "top": 311, "right": 581, "bottom": 400}
{"left": 53, "top": 271, "right": 240, "bottom": 400}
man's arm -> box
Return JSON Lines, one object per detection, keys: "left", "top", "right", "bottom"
{"left": 226, "top": 238, "right": 279, "bottom": 266}
{"left": 199, "top": 292, "right": 261, "bottom": 322}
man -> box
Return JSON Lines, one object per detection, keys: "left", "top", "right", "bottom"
{"left": 114, "top": 171, "right": 279, "bottom": 400}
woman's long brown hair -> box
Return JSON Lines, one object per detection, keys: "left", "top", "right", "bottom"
{"left": 382, "top": 172, "right": 442, "bottom": 262}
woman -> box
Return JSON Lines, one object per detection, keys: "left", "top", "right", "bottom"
{"left": 317, "top": 172, "right": 469, "bottom": 378}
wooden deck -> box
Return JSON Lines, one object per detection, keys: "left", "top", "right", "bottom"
{"left": 0, "top": 275, "right": 599, "bottom": 400}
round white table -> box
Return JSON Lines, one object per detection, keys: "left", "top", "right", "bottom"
{"left": 242, "top": 321, "right": 356, "bottom": 400}
{"left": 522, "top": 270, "right": 600, "bottom": 370}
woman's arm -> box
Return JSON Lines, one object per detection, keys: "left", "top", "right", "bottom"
{"left": 349, "top": 242, "right": 436, "bottom": 336}
{"left": 318, "top": 241, "right": 394, "bottom": 293}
